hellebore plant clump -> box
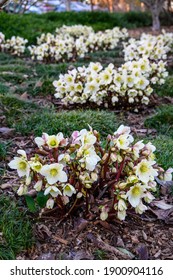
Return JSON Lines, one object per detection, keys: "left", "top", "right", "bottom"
{"left": 0, "top": 32, "right": 28, "bottom": 56}
{"left": 28, "top": 26, "right": 128, "bottom": 63}
{"left": 123, "top": 32, "right": 173, "bottom": 62}
{"left": 53, "top": 60, "right": 168, "bottom": 109}
{"left": 8, "top": 125, "right": 171, "bottom": 221}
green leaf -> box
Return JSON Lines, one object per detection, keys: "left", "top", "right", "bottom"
{"left": 25, "top": 195, "right": 37, "bottom": 212}
{"left": 117, "top": 247, "right": 135, "bottom": 258}
{"left": 36, "top": 192, "right": 48, "bottom": 208}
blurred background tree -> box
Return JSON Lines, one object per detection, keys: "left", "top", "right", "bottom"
{"left": 140, "top": 0, "right": 166, "bottom": 30}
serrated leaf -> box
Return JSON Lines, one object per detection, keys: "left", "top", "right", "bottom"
{"left": 36, "top": 192, "right": 48, "bottom": 208}
{"left": 25, "top": 195, "right": 37, "bottom": 212}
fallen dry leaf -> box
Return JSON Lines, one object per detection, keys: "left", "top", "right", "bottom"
{"left": 155, "top": 177, "right": 173, "bottom": 195}
{"left": 72, "top": 250, "right": 93, "bottom": 260}
{"left": 149, "top": 207, "right": 173, "bottom": 224}
{"left": 0, "top": 183, "right": 12, "bottom": 189}
{"left": 35, "top": 224, "right": 52, "bottom": 240}
{"left": 20, "top": 92, "right": 30, "bottom": 100}
{"left": 151, "top": 200, "right": 173, "bottom": 210}
{"left": 74, "top": 218, "right": 89, "bottom": 233}
{"left": 136, "top": 244, "right": 149, "bottom": 260}
{"left": 35, "top": 80, "right": 43, "bottom": 88}
{"left": 0, "top": 127, "right": 15, "bottom": 137}
{"left": 37, "top": 253, "right": 55, "bottom": 260}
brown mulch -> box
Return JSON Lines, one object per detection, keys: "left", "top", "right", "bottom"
{"left": 16, "top": 209, "right": 173, "bottom": 260}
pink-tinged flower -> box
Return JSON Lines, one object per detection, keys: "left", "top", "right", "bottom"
{"left": 71, "top": 130, "right": 80, "bottom": 144}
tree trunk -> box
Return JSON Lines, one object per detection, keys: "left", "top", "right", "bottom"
{"left": 90, "top": 0, "right": 94, "bottom": 12}
{"left": 151, "top": 3, "right": 161, "bottom": 31}
{"left": 65, "top": 0, "right": 71, "bottom": 11}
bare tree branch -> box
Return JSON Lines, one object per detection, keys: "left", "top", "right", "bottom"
{"left": 0, "top": 0, "right": 10, "bottom": 9}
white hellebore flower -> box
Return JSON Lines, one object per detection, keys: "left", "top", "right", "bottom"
{"left": 136, "top": 159, "right": 158, "bottom": 183}
{"left": 143, "top": 192, "right": 155, "bottom": 203}
{"left": 117, "top": 209, "right": 126, "bottom": 221}
{"left": 79, "top": 146, "right": 101, "bottom": 171}
{"left": 78, "top": 129, "right": 96, "bottom": 148}
{"left": 29, "top": 161, "right": 42, "bottom": 172}
{"left": 126, "top": 184, "right": 145, "bottom": 207}
{"left": 46, "top": 198, "right": 55, "bottom": 209}
{"left": 8, "top": 150, "right": 30, "bottom": 178}
{"left": 135, "top": 201, "right": 147, "bottom": 214}
{"left": 35, "top": 133, "right": 48, "bottom": 147}
{"left": 17, "top": 185, "right": 28, "bottom": 196}
{"left": 163, "top": 168, "right": 173, "bottom": 181}
{"left": 44, "top": 184, "right": 62, "bottom": 198}
{"left": 118, "top": 199, "right": 127, "bottom": 211}
{"left": 133, "top": 140, "right": 145, "bottom": 158}
{"left": 40, "top": 163, "right": 67, "bottom": 185}
{"left": 63, "top": 184, "right": 76, "bottom": 197}
{"left": 116, "top": 134, "right": 134, "bottom": 150}
{"left": 34, "top": 180, "right": 43, "bottom": 192}
{"left": 46, "top": 132, "right": 64, "bottom": 149}
{"left": 115, "top": 125, "right": 131, "bottom": 135}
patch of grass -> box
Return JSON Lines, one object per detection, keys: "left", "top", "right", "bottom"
{"left": 0, "top": 94, "right": 39, "bottom": 126}
{"left": 35, "top": 63, "right": 69, "bottom": 78}
{"left": 0, "top": 142, "right": 7, "bottom": 160}
{"left": 0, "top": 83, "right": 9, "bottom": 94}
{"left": 14, "top": 109, "right": 120, "bottom": 137}
{"left": 0, "top": 72, "right": 27, "bottom": 84}
{"left": 39, "top": 79, "right": 55, "bottom": 96}
{"left": 94, "top": 249, "right": 108, "bottom": 260}
{"left": 0, "top": 64, "right": 30, "bottom": 74}
{"left": 0, "top": 196, "right": 34, "bottom": 259}
{"left": 81, "top": 48, "right": 123, "bottom": 65}
{"left": 145, "top": 105, "right": 173, "bottom": 137}
{"left": 154, "top": 76, "right": 173, "bottom": 97}
{"left": 0, "top": 52, "right": 26, "bottom": 65}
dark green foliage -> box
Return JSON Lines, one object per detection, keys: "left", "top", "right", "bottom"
{"left": 0, "top": 196, "right": 34, "bottom": 259}
{"left": 36, "top": 192, "right": 49, "bottom": 208}
{"left": 0, "top": 83, "right": 9, "bottom": 94}
{"left": 94, "top": 249, "right": 108, "bottom": 260}
{"left": 154, "top": 76, "right": 173, "bottom": 97}
{"left": 14, "top": 109, "right": 120, "bottom": 137}
{"left": 0, "top": 94, "right": 39, "bottom": 127}
{"left": 24, "top": 195, "right": 37, "bottom": 213}
{"left": 145, "top": 105, "right": 173, "bottom": 137}
{"left": 0, "top": 11, "right": 152, "bottom": 44}
{"left": 0, "top": 142, "right": 7, "bottom": 160}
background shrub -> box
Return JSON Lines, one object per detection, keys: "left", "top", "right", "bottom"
{"left": 0, "top": 11, "right": 152, "bottom": 44}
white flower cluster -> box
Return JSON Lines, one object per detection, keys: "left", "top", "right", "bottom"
{"left": 0, "top": 32, "right": 5, "bottom": 45}
{"left": 28, "top": 34, "right": 81, "bottom": 62}
{"left": 8, "top": 125, "right": 171, "bottom": 221}
{"left": 0, "top": 33, "right": 28, "bottom": 56}
{"left": 55, "top": 24, "right": 94, "bottom": 38}
{"left": 123, "top": 31, "right": 173, "bottom": 62}
{"left": 28, "top": 26, "right": 128, "bottom": 62}
{"left": 53, "top": 59, "right": 168, "bottom": 108}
